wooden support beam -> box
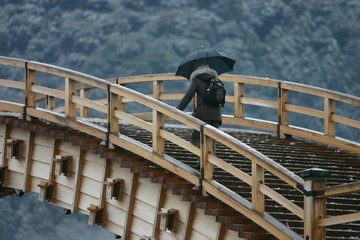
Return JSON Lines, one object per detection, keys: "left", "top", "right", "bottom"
{"left": 123, "top": 172, "right": 139, "bottom": 239}
{"left": 23, "top": 131, "right": 35, "bottom": 192}
{"left": 99, "top": 159, "right": 111, "bottom": 207}
{"left": 48, "top": 139, "right": 59, "bottom": 183}
{"left": 152, "top": 185, "right": 166, "bottom": 239}
{"left": 182, "top": 202, "right": 195, "bottom": 240}
{"left": 71, "top": 148, "right": 84, "bottom": 213}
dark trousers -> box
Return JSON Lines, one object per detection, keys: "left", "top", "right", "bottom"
{"left": 191, "top": 120, "right": 221, "bottom": 146}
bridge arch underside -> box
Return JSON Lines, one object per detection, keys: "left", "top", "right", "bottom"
{"left": 1, "top": 115, "right": 360, "bottom": 240}
{"left": 0, "top": 116, "right": 247, "bottom": 240}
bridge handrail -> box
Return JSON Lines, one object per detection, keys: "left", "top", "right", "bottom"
{"left": 1, "top": 56, "right": 359, "bottom": 238}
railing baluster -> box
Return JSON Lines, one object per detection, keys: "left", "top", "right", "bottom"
{"left": 279, "top": 87, "right": 289, "bottom": 126}
{"left": 65, "top": 77, "right": 77, "bottom": 118}
{"left": 153, "top": 80, "right": 163, "bottom": 100}
{"left": 324, "top": 98, "right": 336, "bottom": 137}
{"left": 152, "top": 110, "right": 165, "bottom": 156}
{"left": 79, "top": 88, "right": 90, "bottom": 118}
{"left": 252, "top": 162, "right": 265, "bottom": 212}
{"left": 234, "top": 82, "right": 245, "bottom": 118}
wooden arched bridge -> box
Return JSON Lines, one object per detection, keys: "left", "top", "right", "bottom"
{"left": 0, "top": 56, "right": 359, "bottom": 240}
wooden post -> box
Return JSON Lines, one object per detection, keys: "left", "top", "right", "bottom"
{"left": 26, "top": 68, "right": 36, "bottom": 108}
{"left": 109, "top": 92, "right": 120, "bottom": 135}
{"left": 79, "top": 88, "right": 90, "bottom": 118}
{"left": 300, "top": 168, "right": 331, "bottom": 240}
{"left": 153, "top": 110, "right": 165, "bottom": 156}
{"left": 201, "top": 132, "right": 214, "bottom": 181}
{"left": 65, "top": 77, "right": 77, "bottom": 118}
{"left": 46, "top": 96, "right": 55, "bottom": 111}
{"left": 153, "top": 80, "right": 163, "bottom": 100}
{"left": 23, "top": 131, "right": 35, "bottom": 192}
{"left": 251, "top": 162, "right": 265, "bottom": 212}
{"left": 234, "top": 82, "right": 245, "bottom": 118}
{"left": 279, "top": 87, "right": 289, "bottom": 126}
{"left": 324, "top": 98, "right": 336, "bottom": 137}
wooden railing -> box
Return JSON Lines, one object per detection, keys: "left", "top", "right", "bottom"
{"left": 1, "top": 56, "right": 359, "bottom": 239}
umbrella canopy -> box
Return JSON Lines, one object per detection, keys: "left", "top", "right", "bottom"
{"left": 175, "top": 49, "right": 236, "bottom": 79}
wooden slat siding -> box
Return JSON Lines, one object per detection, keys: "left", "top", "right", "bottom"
{"left": 71, "top": 148, "right": 84, "bottom": 213}
{"left": 259, "top": 184, "right": 304, "bottom": 219}
{"left": 123, "top": 172, "right": 139, "bottom": 239}
{"left": 319, "top": 212, "right": 360, "bottom": 227}
{"left": 26, "top": 68, "right": 36, "bottom": 108}
{"left": 321, "top": 182, "right": 360, "bottom": 198}
{"left": 234, "top": 82, "right": 244, "bottom": 118}
{"left": 152, "top": 184, "right": 165, "bottom": 239}
{"left": 324, "top": 98, "right": 336, "bottom": 137}
{"left": 251, "top": 162, "right": 265, "bottom": 212}
{"left": 0, "top": 79, "right": 25, "bottom": 89}
{"left": 282, "top": 81, "right": 360, "bottom": 106}
{"left": 281, "top": 125, "right": 360, "bottom": 154}
{"left": 65, "top": 78, "right": 76, "bottom": 118}
{"left": 109, "top": 92, "right": 120, "bottom": 134}
{"left": 46, "top": 96, "right": 55, "bottom": 111}
{"left": 79, "top": 88, "right": 90, "bottom": 118}
{"left": 0, "top": 56, "right": 26, "bottom": 68}
{"left": 152, "top": 110, "right": 165, "bottom": 156}
{"left": 182, "top": 202, "right": 195, "bottom": 240}
{"left": 284, "top": 104, "right": 323, "bottom": 118}
{"left": 114, "top": 110, "right": 152, "bottom": 132}
{"left": 202, "top": 180, "right": 303, "bottom": 240}
{"left": 72, "top": 95, "right": 107, "bottom": 114}
{"left": 31, "top": 85, "right": 65, "bottom": 100}
{"left": 23, "top": 131, "right": 35, "bottom": 192}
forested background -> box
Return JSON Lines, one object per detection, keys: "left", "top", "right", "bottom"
{"left": 0, "top": 0, "right": 359, "bottom": 239}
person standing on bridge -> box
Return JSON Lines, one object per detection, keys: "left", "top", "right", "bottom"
{"left": 175, "top": 48, "right": 236, "bottom": 146}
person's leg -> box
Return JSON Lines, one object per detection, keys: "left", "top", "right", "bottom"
{"left": 190, "top": 129, "right": 200, "bottom": 147}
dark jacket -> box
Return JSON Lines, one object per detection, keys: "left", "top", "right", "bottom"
{"left": 177, "top": 67, "right": 222, "bottom": 122}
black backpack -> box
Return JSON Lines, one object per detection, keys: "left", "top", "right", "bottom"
{"left": 202, "top": 78, "right": 226, "bottom": 107}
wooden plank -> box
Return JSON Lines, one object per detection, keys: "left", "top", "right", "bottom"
{"left": 123, "top": 173, "right": 139, "bottom": 239}
{"left": 280, "top": 88, "right": 289, "bottom": 126}
{"left": 319, "top": 212, "right": 360, "bottom": 227}
{"left": 0, "top": 56, "right": 26, "bottom": 68}
{"left": 241, "top": 97, "right": 278, "bottom": 109}
{"left": 220, "top": 74, "right": 279, "bottom": 87}
{"left": 0, "top": 79, "right": 25, "bottom": 89}
{"left": 332, "top": 114, "right": 360, "bottom": 129}
{"left": 152, "top": 110, "right": 165, "bottom": 156}
{"left": 114, "top": 110, "right": 152, "bottom": 132}
{"left": 31, "top": 85, "right": 65, "bottom": 99}
{"left": 251, "top": 162, "right": 265, "bottom": 212}
{"left": 234, "top": 82, "right": 244, "bottom": 118}
{"left": 79, "top": 88, "right": 90, "bottom": 118}
{"left": 72, "top": 95, "right": 108, "bottom": 114}
{"left": 23, "top": 131, "right": 35, "bottom": 191}
{"left": 285, "top": 104, "right": 323, "bottom": 119}
{"left": 152, "top": 184, "right": 165, "bottom": 239}
{"left": 321, "top": 182, "right": 360, "bottom": 198}
{"left": 26, "top": 69, "right": 36, "bottom": 108}
{"left": 0, "top": 123, "right": 10, "bottom": 167}
{"left": 222, "top": 116, "right": 278, "bottom": 132}
{"left": 109, "top": 92, "right": 120, "bottom": 134}
{"left": 182, "top": 202, "right": 195, "bottom": 240}
{"left": 72, "top": 149, "right": 84, "bottom": 213}
{"left": 152, "top": 80, "right": 163, "bottom": 100}
{"left": 160, "top": 129, "right": 200, "bottom": 156}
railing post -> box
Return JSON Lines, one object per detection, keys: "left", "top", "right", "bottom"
{"left": 65, "top": 77, "right": 77, "bottom": 118}
{"left": 234, "top": 82, "right": 245, "bottom": 118}
{"left": 109, "top": 86, "right": 120, "bottom": 138}
{"left": 300, "top": 168, "right": 331, "bottom": 240}
{"left": 152, "top": 110, "right": 165, "bottom": 156}
{"left": 324, "top": 98, "right": 336, "bottom": 137}
{"left": 46, "top": 96, "right": 55, "bottom": 111}
{"left": 80, "top": 88, "right": 90, "bottom": 118}
{"left": 251, "top": 162, "right": 265, "bottom": 212}
{"left": 278, "top": 83, "right": 288, "bottom": 137}
{"left": 153, "top": 80, "right": 163, "bottom": 100}
{"left": 24, "top": 63, "right": 36, "bottom": 119}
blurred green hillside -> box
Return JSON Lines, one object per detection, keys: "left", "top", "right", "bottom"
{"left": 0, "top": 0, "right": 359, "bottom": 239}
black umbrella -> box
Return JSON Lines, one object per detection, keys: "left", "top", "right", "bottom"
{"left": 175, "top": 49, "right": 236, "bottom": 79}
